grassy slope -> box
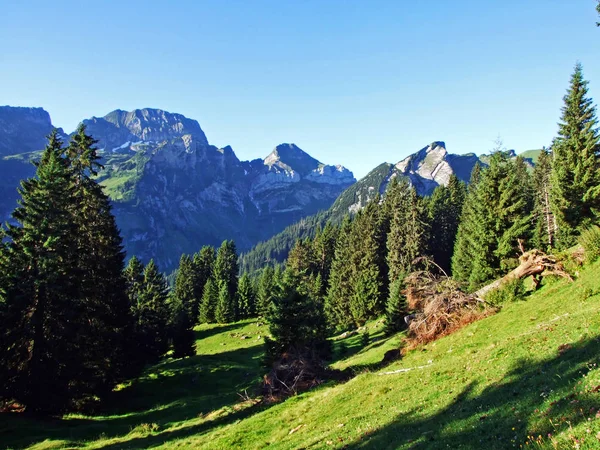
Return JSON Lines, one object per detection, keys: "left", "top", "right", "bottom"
{"left": 2, "top": 264, "right": 600, "bottom": 449}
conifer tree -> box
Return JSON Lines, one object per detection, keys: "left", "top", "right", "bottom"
{"left": 452, "top": 164, "right": 482, "bottom": 282}
{"left": 192, "top": 246, "right": 215, "bottom": 318}
{"left": 215, "top": 281, "right": 235, "bottom": 324}
{"left": 136, "top": 260, "right": 170, "bottom": 363}
{"left": 256, "top": 266, "right": 276, "bottom": 317}
{"left": 311, "top": 223, "right": 338, "bottom": 294}
{"left": 550, "top": 63, "right": 600, "bottom": 248}
{"left": 198, "top": 277, "right": 218, "bottom": 323}
{"left": 264, "top": 270, "right": 330, "bottom": 367}
{"left": 453, "top": 154, "right": 533, "bottom": 291}
{"left": 0, "top": 129, "right": 134, "bottom": 412}
{"left": 170, "top": 255, "right": 197, "bottom": 358}
{"left": 387, "top": 180, "right": 426, "bottom": 284}
{"left": 325, "top": 216, "right": 355, "bottom": 329}
{"left": 427, "top": 175, "right": 466, "bottom": 274}
{"left": 384, "top": 278, "right": 408, "bottom": 335}
{"left": 214, "top": 240, "right": 239, "bottom": 321}
{"left": 237, "top": 272, "right": 256, "bottom": 319}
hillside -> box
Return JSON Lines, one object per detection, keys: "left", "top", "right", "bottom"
{"left": 3, "top": 261, "right": 599, "bottom": 449}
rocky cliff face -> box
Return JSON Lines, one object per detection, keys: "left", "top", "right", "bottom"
{"left": 330, "top": 142, "right": 480, "bottom": 221}
{"left": 0, "top": 106, "right": 355, "bottom": 270}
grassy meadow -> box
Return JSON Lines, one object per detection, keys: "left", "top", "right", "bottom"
{"left": 2, "top": 263, "right": 600, "bottom": 449}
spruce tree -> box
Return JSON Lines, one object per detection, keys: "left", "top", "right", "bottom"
{"left": 0, "top": 129, "right": 134, "bottom": 412}
{"left": 311, "top": 223, "right": 338, "bottom": 294}
{"left": 325, "top": 216, "right": 355, "bottom": 329}
{"left": 198, "top": 277, "right": 218, "bottom": 323}
{"left": 192, "top": 246, "right": 215, "bottom": 317}
{"left": 384, "top": 278, "right": 408, "bottom": 335}
{"left": 215, "top": 281, "right": 235, "bottom": 324}
{"left": 427, "top": 175, "right": 466, "bottom": 274}
{"left": 170, "top": 255, "right": 197, "bottom": 358}
{"left": 256, "top": 266, "right": 276, "bottom": 317}
{"left": 550, "top": 63, "right": 600, "bottom": 248}
{"left": 264, "top": 270, "right": 330, "bottom": 367}
{"left": 214, "top": 240, "right": 239, "bottom": 320}
{"left": 136, "top": 260, "right": 170, "bottom": 364}
{"left": 237, "top": 272, "right": 256, "bottom": 319}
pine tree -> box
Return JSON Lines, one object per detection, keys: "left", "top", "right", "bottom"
{"left": 136, "top": 260, "right": 170, "bottom": 364}
{"left": 214, "top": 240, "right": 239, "bottom": 321}
{"left": 192, "top": 246, "right": 215, "bottom": 318}
{"left": 550, "top": 63, "right": 600, "bottom": 248}
{"left": 452, "top": 163, "right": 482, "bottom": 283}
{"left": 237, "top": 272, "right": 256, "bottom": 319}
{"left": 311, "top": 223, "right": 338, "bottom": 294}
{"left": 453, "top": 153, "right": 533, "bottom": 291}
{"left": 264, "top": 270, "right": 330, "bottom": 367}
{"left": 0, "top": 129, "right": 134, "bottom": 412}
{"left": 384, "top": 278, "right": 408, "bottom": 335}
{"left": 215, "top": 281, "right": 235, "bottom": 324}
{"left": 170, "top": 255, "right": 197, "bottom": 358}
{"left": 198, "top": 277, "right": 218, "bottom": 323}
{"left": 256, "top": 266, "right": 276, "bottom": 317}
{"left": 325, "top": 217, "right": 355, "bottom": 329}
{"left": 427, "top": 175, "right": 466, "bottom": 274}
{"left": 387, "top": 180, "right": 426, "bottom": 284}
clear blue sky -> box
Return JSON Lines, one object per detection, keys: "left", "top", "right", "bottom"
{"left": 2, "top": 0, "right": 599, "bottom": 178}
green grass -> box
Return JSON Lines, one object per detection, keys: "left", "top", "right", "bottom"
{"left": 2, "top": 264, "right": 600, "bottom": 449}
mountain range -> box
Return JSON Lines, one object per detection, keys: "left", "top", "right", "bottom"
{"left": 0, "top": 105, "right": 516, "bottom": 271}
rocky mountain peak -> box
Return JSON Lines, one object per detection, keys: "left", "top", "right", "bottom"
{"left": 0, "top": 106, "right": 60, "bottom": 156}
{"left": 264, "top": 143, "right": 321, "bottom": 176}
{"left": 81, "top": 108, "right": 209, "bottom": 152}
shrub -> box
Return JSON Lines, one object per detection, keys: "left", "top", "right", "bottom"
{"left": 485, "top": 278, "right": 527, "bottom": 305}
{"left": 577, "top": 225, "right": 600, "bottom": 263}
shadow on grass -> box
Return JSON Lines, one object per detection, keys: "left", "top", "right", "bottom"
{"left": 194, "top": 321, "right": 251, "bottom": 341}
{"left": 0, "top": 342, "right": 269, "bottom": 449}
{"left": 344, "top": 336, "right": 600, "bottom": 449}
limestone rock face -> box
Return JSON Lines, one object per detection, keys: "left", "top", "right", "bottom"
{"left": 0, "top": 106, "right": 355, "bottom": 270}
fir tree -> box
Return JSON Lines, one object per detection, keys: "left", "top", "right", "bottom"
{"left": 384, "top": 278, "right": 408, "bottom": 335}
{"left": 311, "top": 223, "right": 338, "bottom": 294}
{"left": 136, "top": 260, "right": 170, "bottom": 364}
{"left": 215, "top": 281, "right": 235, "bottom": 324}
{"left": 237, "top": 272, "right": 256, "bottom": 319}
{"left": 198, "top": 277, "right": 218, "bottom": 323}
{"left": 192, "top": 246, "right": 215, "bottom": 318}
{"left": 256, "top": 266, "right": 276, "bottom": 317}
{"left": 264, "top": 271, "right": 330, "bottom": 367}
{"left": 214, "top": 240, "right": 239, "bottom": 320}
{"left": 427, "top": 175, "right": 466, "bottom": 274}
{"left": 170, "top": 255, "right": 197, "bottom": 358}
{"left": 550, "top": 63, "right": 600, "bottom": 248}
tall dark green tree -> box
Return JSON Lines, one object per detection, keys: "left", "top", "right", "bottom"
{"left": 198, "top": 277, "right": 218, "bottom": 323}
{"left": 0, "top": 129, "right": 134, "bottom": 412}
{"left": 214, "top": 240, "right": 239, "bottom": 321}
{"left": 384, "top": 278, "right": 408, "bottom": 335}
{"left": 192, "top": 246, "right": 215, "bottom": 319}
{"left": 550, "top": 63, "right": 600, "bottom": 248}
{"left": 170, "top": 255, "right": 197, "bottom": 358}
{"left": 135, "top": 260, "right": 170, "bottom": 363}
{"left": 452, "top": 153, "right": 533, "bottom": 291}
{"left": 427, "top": 175, "right": 466, "bottom": 274}
{"left": 264, "top": 270, "right": 330, "bottom": 367}
{"left": 311, "top": 223, "right": 338, "bottom": 294}
{"left": 256, "top": 266, "right": 276, "bottom": 318}
{"left": 237, "top": 272, "right": 256, "bottom": 319}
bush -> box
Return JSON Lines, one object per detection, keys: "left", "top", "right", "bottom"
{"left": 578, "top": 225, "right": 600, "bottom": 263}
{"left": 485, "top": 278, "right": 527, "bottom": 305}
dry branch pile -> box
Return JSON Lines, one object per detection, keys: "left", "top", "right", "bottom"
{"left": 404, "top": 270, "right": 497, "bottom": 349}
{"left": 263, "top": 350, "right": 327, "bottom": 400}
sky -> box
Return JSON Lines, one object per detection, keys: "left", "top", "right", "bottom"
{"left": 1, "top": 0, "right": 599, "bottom": 179}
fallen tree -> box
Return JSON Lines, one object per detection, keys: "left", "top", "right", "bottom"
{"left": 474, "top": 249, "right": 572, "bottom": 299}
